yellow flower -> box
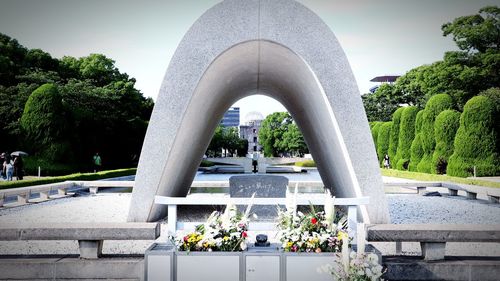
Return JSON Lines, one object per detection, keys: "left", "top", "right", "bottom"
{"left": 223, "top": 236, "right": 230, "bottom": 241}
{"left": 337, "top": 231, "right": 347, "bottom": 241}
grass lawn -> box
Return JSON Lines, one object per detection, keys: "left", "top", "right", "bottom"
{"left": 380, "top": 169, "right": 500, "bottom": 188}
{"left": 0, "top": 168, "right": 136, "bottom": 190}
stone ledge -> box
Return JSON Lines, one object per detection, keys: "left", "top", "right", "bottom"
{"left": 383, "top": 256, "right": 500, "bottom": 281}
{"left": 0, "top": 255, "right": 143, "bottom": 280}
{"left": 367, "top": 224, "right": 500, "bottom": 242}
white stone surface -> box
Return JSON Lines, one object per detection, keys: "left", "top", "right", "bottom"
{"left": 1, "top": 191, "right": 499, "bottom": 256}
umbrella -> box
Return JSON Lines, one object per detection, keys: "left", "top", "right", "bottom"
{"left": 11, "top": 151, "right": 29, "bottom": 157}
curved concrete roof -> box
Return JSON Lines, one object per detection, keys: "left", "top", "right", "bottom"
{"left": 128, "top": 0, "right": 389, "bottom": 224}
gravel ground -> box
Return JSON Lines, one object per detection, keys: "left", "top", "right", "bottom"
{"left": 1, "top": 190, "right": 500, "bottom": 256}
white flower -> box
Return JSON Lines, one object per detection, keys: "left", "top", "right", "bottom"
{"left": 240, "top": 241, "right": 247, "bottom": 251}
{"left": 367, "top": 253, "right": 379, "bottom": 263}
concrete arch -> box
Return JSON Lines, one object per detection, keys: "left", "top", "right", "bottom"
{"left": 128, "top": 0, "right": 389, "bottom": 224}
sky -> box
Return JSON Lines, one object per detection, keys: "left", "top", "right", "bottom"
{"left": 0, "top": 0, "right": 498, "bottom": 121}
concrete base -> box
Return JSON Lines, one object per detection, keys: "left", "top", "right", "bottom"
{"left": 421, "top": 242, "right": 446, "bottom": 261}
{"left": 383, "top": 256, "right": 500, "bottom": 281}
{"left": 78, "top": 240, "right": 103, "bottom": 259}
{"left": 0, "top": 256, "right": 144, "bottom": 280}
{"left": 488, "top": 195, "right": 499, "bottom": 204}
{"left": 417, "top": 186, "right": 426, "bottom": 195}
{"left": 449, "top": 188, "right": 459, "bottom": 196}
{"left": 466, "top": 192, "right": 477, "bottom": 200}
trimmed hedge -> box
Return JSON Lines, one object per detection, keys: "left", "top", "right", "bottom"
{"left": 409, "top": 110, "right": 424, "bottom": 171}
{"left": 395, "top": 106, "right": 418, "bottom": 170}
{"left": 448, "top": 96, "right": 500, "bottom": 177}
{"left": 20, "top": 84, "right": 70, "bottom": 162}
{"left": 388, "top": 107, "right": 404, "bottom": 166}
{"left": 370, "top": 122, "right": 382, "bottom": 149}
{"left": 417, "top": 94, "right": 454, "bottom": 173}
{"left": 377, "top": 122, "right": 392, "bottom": 167}
{"left": 0, "top": 168, "right": 136, "bottom": 190}
{"left": 431, "top": 110, "right": 461, "bottom": 174}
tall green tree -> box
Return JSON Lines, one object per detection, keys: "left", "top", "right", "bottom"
{"left": 431, "top": 109, "right": 461, "bottom": 174}
{"left": 376, "top": 122, "right": 392, "bottom": 167}
{"left": 409, "top": 111, "right": 424, "bottom": 171}
{"left": 258, "top": 112, "right": 308, "bottom": 157}
{"left": 448, "top": 95, "right": 499, "bottom": 176}
{"left": 388, "top": 107, "right": 404, "bottom": 165}
{"left": 394, "top": 106, "right": 418, "bottom": 170}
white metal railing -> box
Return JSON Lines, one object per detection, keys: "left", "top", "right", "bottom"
{"left": 154, "top": 193, "right": 370, "bottom": 242}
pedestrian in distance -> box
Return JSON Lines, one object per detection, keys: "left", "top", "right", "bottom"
{"left": 5, "top": 157, "right": 13, "bottom": 181}
{"left": 93, "top": 152, "right": 102, "bottom": 173}
{"left": 13, "top": 156, "right": 24, "bottom": 180}
{"left": 383, "top": 154, "right": 390, "bottom": 169}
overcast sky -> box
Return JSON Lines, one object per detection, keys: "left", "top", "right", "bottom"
{"left": 0, "top": 0, "right": 497, "bottom": 120}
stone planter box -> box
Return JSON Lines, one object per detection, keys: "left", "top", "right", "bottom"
{"left": 175, "top": 251, "right": 242, "bottom": 281}
{"left": 145, "top": 243, "right": 380, "bottom": 281}
{"left": 284, "top": 252, "right": 338, "bottom": 281}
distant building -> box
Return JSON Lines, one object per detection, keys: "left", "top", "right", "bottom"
{"left": 221, "top": 107, "right": 240, "bottom": 127}
{"left": 369, "top": 75, "right": 400, "bottom": 93}
{"left": 239, "top": 111, "right": 264, "bottom": 154}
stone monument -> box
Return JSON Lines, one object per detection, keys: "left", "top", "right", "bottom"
{"left": 229, "top": 175, "right": 288, "bottom": 218}
{"left": 128, "top": 0, "right": 390, "bottom": 224}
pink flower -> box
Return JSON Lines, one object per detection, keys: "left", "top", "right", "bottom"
{"left": 241, "top": 231, "right": 248, "bottom": 238}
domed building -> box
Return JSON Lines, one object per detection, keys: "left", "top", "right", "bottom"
{"left": 239, "top": 111, "right": 264, "bottom": 155}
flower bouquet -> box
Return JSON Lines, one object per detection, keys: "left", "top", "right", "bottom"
{"left": 319, "top": 251, "right": 385, "bottom": 281}
{"left": 276, "top": 203, "right": 348, "bottom": 253}
{"left": 174, "top": 202, "right": 252, "bottom": 252}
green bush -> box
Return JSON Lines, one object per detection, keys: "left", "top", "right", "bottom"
{"left": 388, "top": 107, "right": 404, "bottom": 165}
{"left": 417, "top": 94, "right": 454, "bottom": 173}
{"left": 448, "top": 96, "right": 500, "bottom": 177}
{"left": 370, "top": 122, "right": 382, "bottom": 149}
{"left": 409, "top": 110, "right": 424, "bottom": 171}
{"left": 295, "top": 160, "right": 316, "bottom": 167}
{"left": 395, "top": 106, "right": 418, "bottom": 170}
{"left": 377, "top": 122, "right": 392, "bottom": 167}
{"left": 20, "top": 84, "right": 70, "bottom": 162}
{"left": 431, "top": 110, "right": 461, "bottom": 174}
{"left": 24, "top": 157, "right": 77, "bottom": 176}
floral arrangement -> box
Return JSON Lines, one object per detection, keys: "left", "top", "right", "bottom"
{"left": 319, "top": 251, "right": 385, "bottom": 281}
{"left": 276, "top": 202, "right": 348, "bottom": 253}
{"left": 174, "top": 202, "right": 252, "bottom": 252}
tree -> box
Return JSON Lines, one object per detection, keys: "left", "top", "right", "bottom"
{"left": 417, "top": 94, "right": 454, "bottom": 173}
{"left": 362, "top": 84, "right": 400, "bottom": 122}
{"left": 431, "top": 109, "right": 461, "bottom": 174}
{"left": 388, "top": 107, "right": 404, "bottom": 166}
{"left": 281, "top": 123, "right": 308, "bottom": 157}
{"left": 259, "top": 112, "right": 293, "bottom": 157}
{"left": 370, "top": 122, "right": 382, "bottom": 149}
{"left": 442, "top": 6, "right": 499, "bottom": 53}
{"left": 409, "top": 110, "right": 424, "bottom": 171}
{"left": 20, "top": 84, "right": 70, "bottom": 162}
{"left": 376, "top": 122, "right": 392, "bottom": 167}
{"left": 448, "top": 96, "right": 499, "bottom": 177}
{"left": 394, "top": 106, "right": 418, "bottom": 170}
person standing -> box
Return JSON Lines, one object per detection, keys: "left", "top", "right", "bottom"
{"left": 383, "top": 154, "right": 391, "bottom": 169}
{"left": 13, "top": 156, "right": 24, "bottom": 180}
{"left": 93, "top": 152, "right": 102, "bottom": 172}
{"left": 5, "top": 157, "right": 13, "bottom": 181}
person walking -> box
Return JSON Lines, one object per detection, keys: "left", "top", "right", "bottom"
{"left": 93, "top": 152, "right": 102, "bottom": 172}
